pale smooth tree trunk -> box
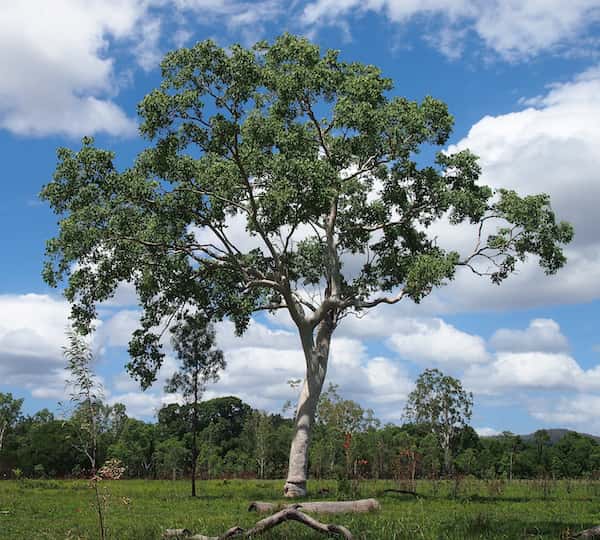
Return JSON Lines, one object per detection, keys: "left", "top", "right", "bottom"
{"left": 284, "top": 319, "right": 333, "bottom": 498}
{"left": 442, "top": 433, "right": 452, "bottom": 475}
{"left": 0, "top": 424, "right": 6, "bottom": 452}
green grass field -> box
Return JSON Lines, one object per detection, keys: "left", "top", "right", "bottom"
{"left": 1, "top": 478, "right": 599, "bottom": 539}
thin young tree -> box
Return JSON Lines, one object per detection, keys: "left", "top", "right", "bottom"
{"left": 63, "top": 328, "right": 103, "bottom": 473}
{"left": 63, "top": 328, "right": 107, "bottom": 540}
{"left": 165, "top": 315, "right": 225, "bottom": 497}
{"left": 41, "top": 34, "right": 573, "bottom": 496}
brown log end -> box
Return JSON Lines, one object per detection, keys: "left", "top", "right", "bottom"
{"left": 247, "top": 501, "right": 278, "bottom": 513}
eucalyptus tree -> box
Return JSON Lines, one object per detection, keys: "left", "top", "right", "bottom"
{"left": 404, "top": 369, "right": 473, "bottom": 474}
{"left": 41, "top": 34, "right": 572, "bottom": 496}
{"left": 165, "top": 315, "right": 225, "bottom": 497}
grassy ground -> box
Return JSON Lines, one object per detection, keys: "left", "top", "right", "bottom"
{"left": 1, "top": 478, "right": 600, "bottom": 539}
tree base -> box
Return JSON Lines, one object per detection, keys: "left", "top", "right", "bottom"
{"left": 283, "top": 481, "right": 307, "bottom": 498}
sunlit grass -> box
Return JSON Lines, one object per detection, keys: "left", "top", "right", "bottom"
{"left": 1, "top": 478, "right": 599, "bottom": 539}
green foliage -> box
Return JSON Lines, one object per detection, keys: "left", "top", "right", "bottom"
{"left": 316, "top": 383, "right": 379, "bottom": 435}
{"left": 0, "top": 392, "right": 24, "bottom": 452}
{"left": 13, "top": 419, "right": 81, "bottom": 477}
{"left": 164, "top": 315, "right": 225, "bottom": 496}
{"left": 310, "top": 383, "right": 380, "bottom": 479}
{"left": 33, "top": 463, "right": 46, "bottom": 478}
{"left": 404, "top": 369, "right": 473, "bottom": 473}
{"left": 107, "top": 419, "right": 156, "bottom": 478}
{"left": 455, "top": 448, "right": 478, "bottom": 475}
{"left": 63, "top": 328, "right": 105, "bottom": 471}
{"left": 164, "top": 315, "right": 225, "bottom": 402}
{"left": 40, "top": 33, "right": 573, "bottom": 390}
{"left": 4, "top": 389, "right": 600, "bottom": 485}
{"left": 158, "top": 397, "right": 249, "bottom": 441}
{"left": 153, "top": 438, "right": 190, "bottom": 479}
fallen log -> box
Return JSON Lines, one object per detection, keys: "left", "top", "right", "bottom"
{"left": 163, "top": 507, "right": 354, "bottom": 539}
{"left": 574, "top": 525, "right": 600, "bottom": 539}
{"left": 248, "top": 498, "right": 380, "bottom": 514}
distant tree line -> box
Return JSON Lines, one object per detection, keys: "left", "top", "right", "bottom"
{"left": 1, "top": 388, "right": 600, "bottom": 482}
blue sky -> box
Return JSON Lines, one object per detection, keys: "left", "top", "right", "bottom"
{"left": 2, "top": 0, "right": 600, "bottom": 436}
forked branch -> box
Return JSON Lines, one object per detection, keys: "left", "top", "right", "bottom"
{"left": 163, "top": 507, "right": 354, "bottom": 540}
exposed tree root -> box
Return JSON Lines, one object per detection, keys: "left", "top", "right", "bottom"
{"left": 573, "top": 525, "right": 600, "bottom": 538}
{"left": 248, "top": 498, "right": 380, "bottom": 514}
{"left": 163, "top": 507, "right": 354, "bottom": 539}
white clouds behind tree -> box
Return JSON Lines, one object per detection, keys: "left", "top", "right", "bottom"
{"left": 300, "top": 0, "right": 600, "bottom": 60}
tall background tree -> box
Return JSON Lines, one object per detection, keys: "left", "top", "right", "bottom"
{"left": 41, "top": 33, "right": 573, "bottom": 496}
{"left": 165, "top": 315, "right": 225, "bottom": 496}
{"left": 404, "top": 368, "right": 473, "bottom": 474}
{"left": 5, "top": 386, "right": 600, "bottom": 483}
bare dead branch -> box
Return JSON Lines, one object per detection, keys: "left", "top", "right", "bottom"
{"left": 163, "top": 507, "right": 355, "bottom": 540}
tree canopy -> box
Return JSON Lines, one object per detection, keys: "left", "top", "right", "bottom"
{"left": 41, "top": 33, "right": 573, "bottom": 496}
{"left": 41, "top": 33, "right": 573, "bottom": 389}
{"left": 404, "top": 368, "right": 473, "bottom": 472}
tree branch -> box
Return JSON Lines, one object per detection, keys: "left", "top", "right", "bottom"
{"left": 302, "top": 96, "right": 331, "bottom": 160}
{"left": 349, "top": 290, "right": 407, "bottom": 309}
{"left": 164, "top": 507, "right": 355, "bottom": 540}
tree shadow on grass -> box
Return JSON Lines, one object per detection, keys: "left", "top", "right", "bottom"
{"left": 450, "top": 515, "right": 588, "bottom": 539}
{"left": 460, "top": 494, "right": 594, "bottom": 504}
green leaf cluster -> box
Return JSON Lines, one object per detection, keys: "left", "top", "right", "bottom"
{"left": 41, "top": 34, "right": 573, "bottom": 387}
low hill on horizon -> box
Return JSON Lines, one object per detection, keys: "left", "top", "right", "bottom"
{"left": 485, "top": 428, "right": 600, "bottom": 444}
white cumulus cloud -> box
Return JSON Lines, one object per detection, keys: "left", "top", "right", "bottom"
{"left": 475, "top": 426, "right": 500, "bottom": 437}
{"left": 386, "top": 318, "right": 489, "bottom": 367}
{"left": 301, "top": 0, "right": 600, "bottom": 60}
{"left": 464, "top": 349, "right": 600, "bottom": 397}
{"left": 0, "top": 0, "right": 147, "bottom": 137}
{"left": 432, "top": 65, "right": 600, "bottom": 312}
{"left": 490, "top": 319, "right": 569, "bottom": 354}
